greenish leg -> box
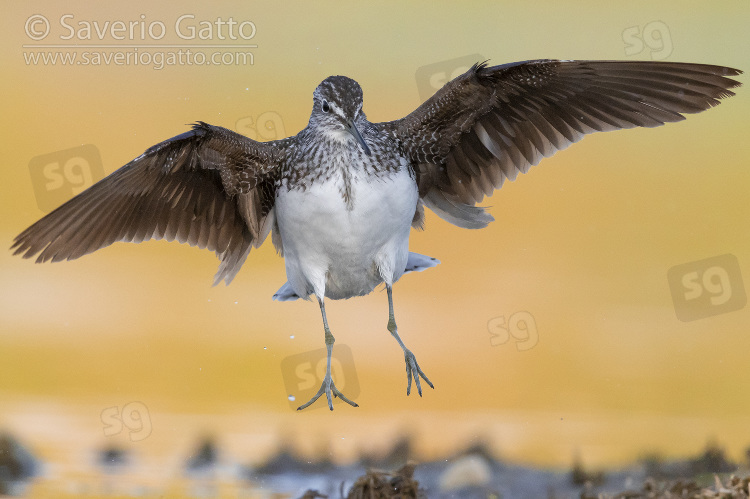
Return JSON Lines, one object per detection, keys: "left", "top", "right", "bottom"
{"left": 387, "top": 285, "right": 434, "bottom": 396}
{"left": 297, "top": 296, "right": 359, "bottom": 411}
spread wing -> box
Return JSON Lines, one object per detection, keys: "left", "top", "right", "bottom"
{"left": 12, "top": 122, "right": 291, "bottom": 285}
{"left": 381, "top": 60, "right": 741, "bottom": 229}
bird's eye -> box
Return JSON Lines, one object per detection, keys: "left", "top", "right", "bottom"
{"left": 322, "top": 101, "right": 330, "bottom": 113}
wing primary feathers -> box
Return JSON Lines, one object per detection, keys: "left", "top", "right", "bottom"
{"left": 382, "top": 59, "right": 740, "bottom": 217}
{"left": 12, "top": 122, "right": 288, "bottom": 284}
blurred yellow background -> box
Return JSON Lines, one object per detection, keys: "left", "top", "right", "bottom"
{"left": 1, "top": 0, "right": 748, "bottom": 487}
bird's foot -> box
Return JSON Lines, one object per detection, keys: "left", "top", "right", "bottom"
{"left": 297, "top": 373, "right": 359, "bottom": 411}
{"left": 404, "top": 349, "right": 434, "bottom": 396}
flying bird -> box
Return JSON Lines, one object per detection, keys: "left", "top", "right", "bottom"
{"left": 12, "top": 59, "right": 741, "bottom": 410}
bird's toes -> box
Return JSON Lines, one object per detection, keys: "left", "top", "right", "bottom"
{"left": 403, "top": 350, "right": 433, "bottom": 396}
{"left": 418, "top": 367, "right": 434, "bottom": 390}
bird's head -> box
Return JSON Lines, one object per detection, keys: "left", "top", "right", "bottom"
{"left": 310, "top": 76, "right": 371, "bottom": 155}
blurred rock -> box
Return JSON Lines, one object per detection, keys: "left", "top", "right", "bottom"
{"left": 0, "top": 432, "right": 37, "bottom": 495}
{"left": 438, "top": 454, "right": 493, "bottom": 492}
{"left": 97, "top": 445, "right": 128, "bottom": 470}
{"left": 361, "top": 435, "right": 414, "bottom": 470}
{"left": 254, "top": 442, "right": 333, "bottom": 475}
{"left": 186, "top": 437, "right": 219, "bottom": 473}
{"left": 454, "top": 441, "right": 500, "bottom": 468}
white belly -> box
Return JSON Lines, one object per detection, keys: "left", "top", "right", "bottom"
{"left": 275, "top": 164, "right": 417, "bottom": 300}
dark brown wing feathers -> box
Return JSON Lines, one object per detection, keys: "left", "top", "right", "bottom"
{"left": 383, "top": 60, "right": 741, "bottom": 227}
{"left": 12, "top": 122, "right": 285, "bottom": 285}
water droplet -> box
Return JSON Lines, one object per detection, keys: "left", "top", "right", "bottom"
{"left": 290, "top": 335, "right": 295, "bottom": 339}
{"left": 263, "top": 347, "right": 267, "bottom": 350}
{"left": 288, "top": 395, "right": 295, "bottom": 401}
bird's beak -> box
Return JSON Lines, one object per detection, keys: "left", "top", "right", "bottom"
{"left": 346, "top": 120, "right": 371, "bottom": 156}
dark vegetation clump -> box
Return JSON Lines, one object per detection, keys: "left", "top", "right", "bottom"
{"left": 604, "top": 474, "right": 750, "bottom": 498}
{"left": 640, "top": 441, "right": 738, "bottom": 481}
{"left": 298, "top": 491, "right": 328, "bottom": 499}
{"left": 344, "top": 463, "right": 425, "bottom": 499}
{"left": 570, "top": 453, "right": 605, "bottom": 486}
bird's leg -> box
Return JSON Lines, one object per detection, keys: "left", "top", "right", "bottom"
{"left": 297, "top": 296, "right": 359, "bottom": 411}
{"left": 386, "top": 285, "right": 434, "bottom": 396}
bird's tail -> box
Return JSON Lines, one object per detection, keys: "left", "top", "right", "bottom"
{"left": 271, "top": 252, "right": 440, "bottom": 301}
{"left": 403, "top": 252, "right": 440, "bottom": 274}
